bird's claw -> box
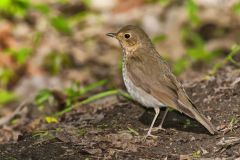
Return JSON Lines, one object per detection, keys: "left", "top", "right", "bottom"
{"left": 144, "top": 127, "right": 166, "bottom": 132}
{"left": 143, "top": 132, "right": 158, "bottom": 140}
{"left": 152, "top": 126, "right": 166, "bottom": 132}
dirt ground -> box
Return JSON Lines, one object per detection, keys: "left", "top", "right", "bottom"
{"left": 0, "top": 64, "right": 239, "bottom": 160}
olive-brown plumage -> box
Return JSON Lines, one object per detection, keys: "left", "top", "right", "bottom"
{"left": 107, "top": 25, "right": 217, "bottom": 137}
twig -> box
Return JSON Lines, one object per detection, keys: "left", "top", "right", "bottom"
{"left": 215, "top": 137, "right": 240, "bottom": 153}
{"left": 0, "top": 98, "right": 32, "bottom": 126}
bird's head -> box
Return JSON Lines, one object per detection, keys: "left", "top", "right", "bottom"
{"left": 107, "top": 25, "right": 153, "bottom": 54}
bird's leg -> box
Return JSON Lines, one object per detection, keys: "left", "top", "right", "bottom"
{"left": 144, "top": 107, "right": 160, "bottom": 139}
{"left": 150, "top": 108, "right": 168, "bottom": 132}
{"left": 156, "top": 108, "right": 168, "bottom": 130}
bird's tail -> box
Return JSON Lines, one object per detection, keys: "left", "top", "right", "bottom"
{"left": 190, "top": 105, "right": 217, "bottom": 134}
{"left": 178, "top": 100, "right": 217, "bottom": 135}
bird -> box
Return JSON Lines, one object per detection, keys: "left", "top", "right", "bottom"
{"left": 106, "top": 25, "right": 217, "bottom": 138}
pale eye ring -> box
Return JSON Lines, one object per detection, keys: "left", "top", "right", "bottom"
{"left": 124, "top": 33, "right": 131, "bottom": 39}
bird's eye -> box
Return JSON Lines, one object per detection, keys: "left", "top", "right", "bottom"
{"left": 124, "top": 33, "right": 130, "bottom": 39}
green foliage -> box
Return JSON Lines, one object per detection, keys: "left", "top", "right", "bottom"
{"left": 34, "top": 89, "right": 53, "bottom": 107}
{"left": 68, "top": 11, "right": 88, "bottom": 25}
{"left": 226, "top": 116, "right": 239, "bottom": 132}
{"left": 185, "top": 0, "right": 200, "bottom": 25}
{"left": 0, "top": 0, "right": 29, "bottom": 17}
{"left": 226, "top": 45, "right": 240, "bottom": 67}
{"left": 34, "top": 80, "right": 110, "bottom": 116}
{"left": 158, "top": 0, "right": 170, "bottom": 6}
{"left": 32, "top": 130, "right": 55, "bottom": 140}
{"left": 64, "top": 80, "right": 107, "bottom": 108}
{"left": 57, "top": 89, "right": 119, "bottom": 116}
{"left": 0, "top": 68, "right": 14, "bottom": 87}
{"left": 0, "top": 0, "right": 73, "bottom": 33}
{"left": 32, "top": 32, "right": 43, "bottom": 47}
{"left": 32, "top": 3, "right": 50, "bottom": 15}
{"left": 56, "top": 89, "right": 131, "bottom": 116}
{"left": 210, "top": 44, "right": 240, "bottom": 75}
{"left": 173, "top": 28, "right": 220, "bottom": 75}
{"left": 33, "top": 3, "right": 73, "bottom": 34}
{"left": 173, "top": 58, "right": 190, "bottom": 75}
{"left": 0, "top": 47, "right": 32, "bottom": 88}
{"left": 8, "top": 48, "right": 32, "bottom": 65}
{"left": 192, "top": 150, "right": 201, "bottom": 158}
{"left": 233, "top": 2, "right": 240, "bottom": 15}
{"left": 82, "top": 0, "right": 91, "bottom": 7}
{"left": 43, "top": 51, "right": 74, "bottom": 75}
{"left": 58, "top": 0, "right": 70, "bottom": 4}
{"left": 50, "top": 16, "right": 71, "bottom": 34}
{"left": 75, "top": 89, "right": 118, "bottom": 106}
{"left": 152, "top": 34, "right": 167, "bottom": 44}
{"left": 79, "top": 80, "right": 107, "bottom": 95}
{"left": 64, "top": 82, "right": 81, "bottom": 104}
{"left": 145, "top": 0, "right": 170, "bottom": 6}
{"left": 127, "top": 127, "right": 139, "bottom": 136}
{"left": 0, "top": 89, "right": 16, "bottom": 105}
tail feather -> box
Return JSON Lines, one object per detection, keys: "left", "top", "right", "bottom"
{"left": 190, "top": 106, "right": 217, "bottom": 134}
{"left": 177, "top": 100, "right": 217, "bottom": 135}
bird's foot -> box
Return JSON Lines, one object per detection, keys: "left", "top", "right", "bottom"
{"left": 152, "top": 126, "right": 166, "bottom": 132}
{"left": 144, "top": 126, "right": 166, "bottom": 132}
{"left": 143, "top": 132, "right": 158, "bottom": 140}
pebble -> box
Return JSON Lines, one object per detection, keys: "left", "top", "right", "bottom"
{"left": 190, "top": 136, "right": 196, "bottom": 141}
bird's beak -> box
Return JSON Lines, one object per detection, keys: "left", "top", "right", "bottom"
{"left": 106, "top": 33, "right": 117, "bottom": 38}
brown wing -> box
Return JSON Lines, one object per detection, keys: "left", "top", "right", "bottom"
{"left": 126, "top": 49, "right": 196, "bottom": 118}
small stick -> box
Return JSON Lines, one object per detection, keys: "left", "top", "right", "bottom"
{"left": 0, "top": 97, "right": 32, "bottom": 126}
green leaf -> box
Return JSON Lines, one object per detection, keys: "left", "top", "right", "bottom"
{"left": 0, "top": 68, "right": 14, "bottom": 86}
{"left": 0, "top": 89, "right": 16, "bottom": 104}
{"left": 64, "top": 80, "right": 107, "bottom": 107}
{"left": 233, "top": 2, "right": 240, "bottom": 15}
{"left": 64, "top": 82, "right": 80, "bottom": 99}
{"left": 173, "top": 58, "right": 190, "bottom": 75}
{"left": 50, "top": 16, "right": 71, "bottom": 34}
{"left": 56, "top": 89, "right": 129, "bottom": 116}
{"left": 152, "top": 34, "right": 167, "bottom": 44}
{"left": 68, "top": 11, "right": 88, "bottom": 25}
{"left": 58, "top": 80, "right": 107, "bottom": 110}
{"left": 185, "top": 0, "right": 200, "bottom": 25}
{"left": 186, "top": 47, "right": 206, "bottom": 60}
{"left": 79, "top": 80, "right": 107, "bottom": 95}
{"left": 0, "top": 0, "right": 29, "bottom": 17}
{"left": 82, "top": 0, "right": 91, "bottom": 7}
{"left": 10, "top": 48, "right": 32, "bottom": 65}
{"left": 209, "top": 44, "right": 240, "bottom": 75}
{"left": 32, "top": 3, "right": 50, "bottom": 15}
{"left": 0, "top": 0, "right": 11, "bottom": 8}
{"left": 43, "top": 51, "right": 74, "bottom": 75}
{"left": 145, "top": 0, "right": 170, "bottom": 6}
{"left": 127, "top": 127, "right": 139, "bottom": 136}
{"left": 34, "top": 89, "right": 53, "bottom": 106}
{"left": 77, "top": 90, "right": 119, "bottom": 106}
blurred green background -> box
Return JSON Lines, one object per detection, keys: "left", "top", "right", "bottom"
{"left": 0, "top": 0, "right": 239, "bottom": 111}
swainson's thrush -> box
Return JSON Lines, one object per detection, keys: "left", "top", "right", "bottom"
{"left": 107, "top": 25, "right": 217, "bottom": 137}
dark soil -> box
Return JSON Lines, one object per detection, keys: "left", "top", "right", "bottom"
{"left": 0, "top": 65, "right": 240, "bottom": 160}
